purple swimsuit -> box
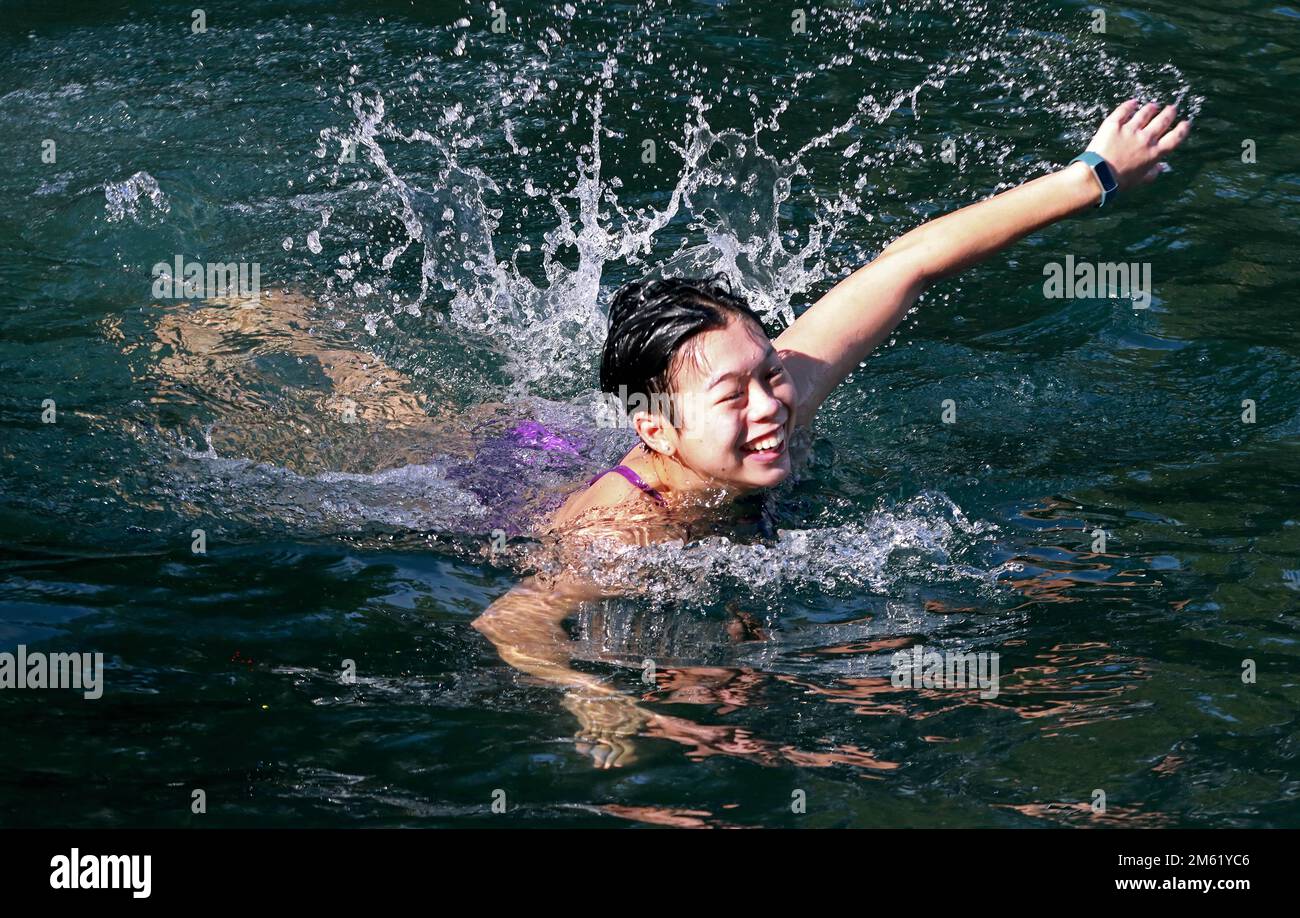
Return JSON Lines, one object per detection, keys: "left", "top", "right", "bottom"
{"left": 507, "top": 421, "right": 665, "bottom": 506}
{"left": 445, "top": 419, "right": 663, "bottom": 536}
{"left": 586, "top": 464, "right": 667, "bottom": 506}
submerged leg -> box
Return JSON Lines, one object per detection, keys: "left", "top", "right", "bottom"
{"left": 143, "top": 289, "right": 450, "bottom": 472}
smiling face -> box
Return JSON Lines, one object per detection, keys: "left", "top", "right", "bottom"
{"left": 641, "top": 315, "right": 798, "bottom": 492}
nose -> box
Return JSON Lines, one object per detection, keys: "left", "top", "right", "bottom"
{"left": 748, "top": 376, "right": 785, "bottom": 424}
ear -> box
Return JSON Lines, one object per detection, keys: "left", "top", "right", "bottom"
{"left": 631, "top": 408, "right": 676, "bottom": 456}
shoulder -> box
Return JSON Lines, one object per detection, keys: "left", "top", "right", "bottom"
{"left": 549, "top": 467, "right": 643, "bottom": 529}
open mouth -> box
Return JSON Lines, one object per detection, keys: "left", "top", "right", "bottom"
{"left": 740, "top": 426, "right": 786, "bottom": 460}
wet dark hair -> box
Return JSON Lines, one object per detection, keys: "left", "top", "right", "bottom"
{"left": 599, "top": 272, "right": 768, "bottom": 420}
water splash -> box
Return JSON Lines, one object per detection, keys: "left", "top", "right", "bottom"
{"left": 104, "top": 170, "right": 169, "bottom": 223}
{"left": 166, "top": 446, "right": 491, "bottom": 539}
{"left": 297, "top": 0, "right": 1200, "bottom": 399}
{"left": 537, "top": 490, "right": 1011, "bottom": 606}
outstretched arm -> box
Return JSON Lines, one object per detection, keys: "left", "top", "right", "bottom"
{"left": 775, "top": 99, "right": 1192, "bottom": 421}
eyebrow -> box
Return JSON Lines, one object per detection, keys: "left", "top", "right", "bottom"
{"left": 704, "top": 346, "right": 779, "bottom": 389}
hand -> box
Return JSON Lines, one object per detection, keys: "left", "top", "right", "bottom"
{"left": 562, "top": 692, "right": 652, "bottom": 769}
{"left": 1084, "top": 99, "right": 1191, "bottom": 193}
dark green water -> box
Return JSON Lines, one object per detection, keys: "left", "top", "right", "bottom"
{"left": 2, "top": 0, "right": 1298, "bottom": 827}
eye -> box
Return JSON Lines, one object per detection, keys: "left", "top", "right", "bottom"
{"left": 768, "top": 366, "right": 784, "bottom": 380}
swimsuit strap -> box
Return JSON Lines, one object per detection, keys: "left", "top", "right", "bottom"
{"left": 587, "top": 464, "right": 667, "bottom": 506}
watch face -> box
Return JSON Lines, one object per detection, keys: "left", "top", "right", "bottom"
{"left": 1095, "top": 160, "right": 1119, "bottom": 194}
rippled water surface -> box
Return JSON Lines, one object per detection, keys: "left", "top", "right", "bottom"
{"left": 2, "top": 0, "right": 1299, "bottom": 827}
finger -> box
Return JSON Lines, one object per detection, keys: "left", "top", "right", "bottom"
{"left": 1107, "top": 98, "right": 1141, "bottom": 127}
{"left": 608, "top": 739, "right": 635, "bottom": 767}
{"left": 1155, "top": 119, "right": 1191, "bottom": 155}
{"left": 1143, "top": 104, "right": 1178, "bottom": 140}
{"left": 1129, "top": 101, "right": 1161, "bottom": 132}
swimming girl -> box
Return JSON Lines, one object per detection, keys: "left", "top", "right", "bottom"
{"left": 147, "top": 101, "right": 1190, "bottom": 767}
{"left": 469, "top": 100, "right": 1191, "bottom": 765}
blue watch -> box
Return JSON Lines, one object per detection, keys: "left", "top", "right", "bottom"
{"left": 1070, "top": 151, "right": 1119, "bottom": 208}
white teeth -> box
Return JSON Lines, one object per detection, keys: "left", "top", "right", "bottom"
{"left": 744, "top": 428, "right": 785, "bottom": 452}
